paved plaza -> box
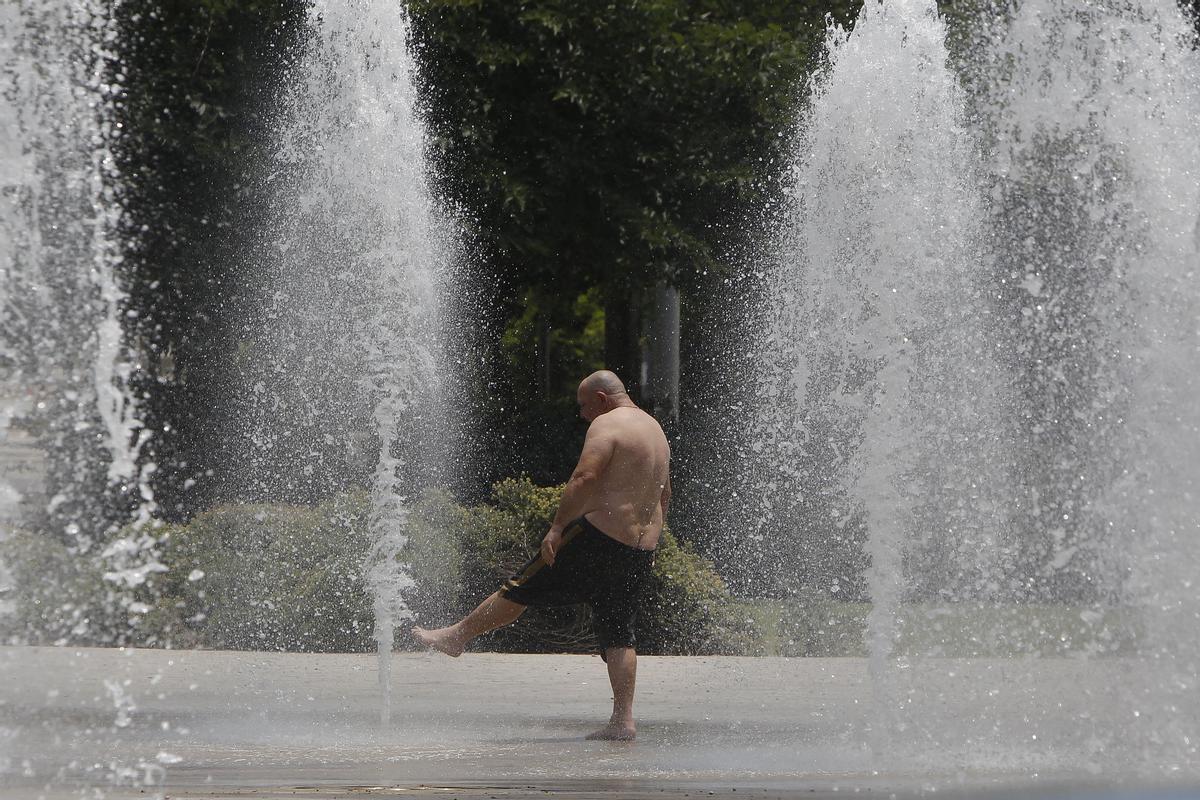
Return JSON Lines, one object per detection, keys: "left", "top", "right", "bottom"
{"left": 1, "top": 646, "right": 1196, "bottom": 799}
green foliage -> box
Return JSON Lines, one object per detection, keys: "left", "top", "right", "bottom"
{"left": 111, "top": 0, "right": 308, "bottom": 517}
{"left": 401, "top": 490, "right": 471, "bottom": 622}
{"left": 500, "top": 288, "right": 605, "bottom": 402}
{"left": 447, "top": 478, "right": 569, "bottom": 650}
{"left": 0, "top": 531, "right": 127, "bottom": 647}
{"left": 742, "top": 598, "right": 1141, "bottom": 657}
{"left": 490, "top": 288, "right": 604, "bottom": 483}
{"left": 150, "top": 496, "right": 376, "bottom": 651}
{"left": 775, "top": 598, "right": 868, "bottom": 657}
{"left": 410, "top": 0, "right": 857, "bottom": 294}
{"left": 639, "top": 527, "right": 758, "bottom": 655}
{"left": 409, "top": 0, "right": 858, "bottom": 471}
{"left": 3, "top": 479, "right": 751, "bottom": 654}
{"left": 1, "top": 497, "right": 380, "bottom": 651}
{"left": 149, "top": 491, "right": 466, "bottom": 651}
{"left": 110, "top": 0, "right": 866, "bottom": 513}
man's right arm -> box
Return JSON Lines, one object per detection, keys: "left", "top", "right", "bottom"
{"left": 541, "top": 420, "right": 615, "bottom": 565}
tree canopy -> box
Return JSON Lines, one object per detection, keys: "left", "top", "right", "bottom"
{"left": 407, "top": 0, "right": 855, "bottom": 488}
{"left": 108, "top": 0, "right": 858, "bottom": 520}
{"left": 410, "top": 0, "right": 853, "bottom": 295}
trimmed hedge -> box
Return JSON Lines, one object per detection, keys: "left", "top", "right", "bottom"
{"left": 1, "top": 478, "right": 756, "bottom": 654}
{"left": 1, "top": 495, "right": 382, "bottom": 651}
{"left": 0, "top": 527, "right": 132, "bottom": 647}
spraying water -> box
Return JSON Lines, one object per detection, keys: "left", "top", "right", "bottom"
{"left": 1, "top": 0, "right": 165, "bottom": 793}
{"left": 0, "top": 4, "right": 40, "bottom": 545}
{"left": 758, "top": 0, "right": 1002, "bottom": 760}
{"left": 969, "top": 0, "right": 1200, "bottom": 770}
{"left": 757, "top": 0, "right": 1200, "bottom": 774}
{"left": 253, "top": 0, "right": 446, "bottom": 725}
{"left": 0, "top": 0, "right": 160, "bottom": 632}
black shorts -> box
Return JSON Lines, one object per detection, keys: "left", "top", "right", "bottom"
{"left": 499, "top": 515, "right": 655, "bottom": 654}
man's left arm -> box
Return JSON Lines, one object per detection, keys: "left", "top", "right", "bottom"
{"left": 540, "top": 423, "right": 615, "bottom": 564}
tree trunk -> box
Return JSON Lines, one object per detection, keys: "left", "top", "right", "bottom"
{"left": 643, "top": 283, "right": 680, "bottom": 423}
{"left": 603, "top": 286, "right": 642, "bottom": 401}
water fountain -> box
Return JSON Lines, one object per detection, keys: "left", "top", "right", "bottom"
{"left": 752, "top": 0, "right": 1013, "bottom": 759}
{"left": 967, "top": 0, "right": 1200, "bottom": 770}
{"left": 754, "top": 0, "right": 1200, "bottom": 774}
{"left": 0, "top": 0, "right": 168, "bottom": 792}
{"left": 0, "top": 0, "right": 161, "bottom": 638}
{"left": 3, "top": 0, "right": 1200, "bottom": 795}
{"left": 1, "top": 0, "right": 451, "bottom": 791}
{"left": 234, "top": 0, "right": 449, "bottom": 723}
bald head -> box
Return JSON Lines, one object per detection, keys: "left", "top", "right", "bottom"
{"left": 580, "top": 370, "right": 627, "bottom": 397}
{"left": 576, "top": 370, "right": 633, "bottom": 421}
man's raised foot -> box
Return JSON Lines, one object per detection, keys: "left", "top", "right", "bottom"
{"left": 411, "top": 625, "right": 464, "bottom": 657}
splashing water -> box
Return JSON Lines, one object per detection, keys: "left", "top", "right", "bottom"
{"left": 757, "top": 0, "right": 1200, "bottom": 774}
{"left": 0, "top": 4, "right": 40, "bottom": 549}
{"left": 763, "top": 0, "right": 1004, "bottom": 760}
{"left": 966, "top": 0, "right": 1200, "bottom": 771}
{"left": 252, "top": 0, "right": 447, "bottom": 725}
{"left": 2, "top": 0, "right": 165, "bottom": 794}
{"left": 1, "top": 0, "right": 161, "bottom": 627}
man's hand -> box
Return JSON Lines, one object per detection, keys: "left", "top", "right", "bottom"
{"left": 540, "top": 526, "right": 564, "bottom": 566}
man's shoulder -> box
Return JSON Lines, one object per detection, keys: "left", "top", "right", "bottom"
{"left": 602, "top": 406, "right": 651, "bottom": 423}
{"left": 601, "top": 407, "right": 666, "bottom": 439}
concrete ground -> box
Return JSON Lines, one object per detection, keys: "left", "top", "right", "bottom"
{"left": 1, "top": 646, "right": 1197, "bottom": 799}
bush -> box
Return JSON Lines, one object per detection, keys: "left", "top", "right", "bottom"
{"left": 1, "top": 492, "right": 459, "bottom": 651}
{"left": 151, "top": 496, "right": 376, "bottom": 651}
{"left": 739, "top": 598, "right": 1143, "bottom": 658}
{"left": 150, "top": 491, "right": 465, "bottom": 651}
{"left": 0, "top": 530, "right": 131, "bottom": 646}
{"left": 2, "top": 478, "right": 755, "bottom": 655}
{"left": 639, "top": 527, "right": 758, "bottom": 655}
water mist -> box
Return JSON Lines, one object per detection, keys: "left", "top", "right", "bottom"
{"left": 251, "top": 0, "right": 448, "bottom": 725}
{"left": 1, "top": 0, "right": 165, "bottom": 792}
{"left": 755, "top": 0, "right": 1200, "bottom": 774}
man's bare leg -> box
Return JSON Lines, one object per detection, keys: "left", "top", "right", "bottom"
{"left": 586, "top": 646, "right": 637, "bottom": 740}
{"left": 412, "top": 591, "right": 526, "bottom": 657}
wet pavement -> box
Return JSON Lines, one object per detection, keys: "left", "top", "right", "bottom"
{"left": 0, "top": 646, "right": 1196, "bottom": 799}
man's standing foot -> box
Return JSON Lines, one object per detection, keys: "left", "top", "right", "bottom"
{"left": 411, "top": 626, "right": 464, "bottom": 657}
{"left": 592, "top": 646, "right": 638, "bottom": 740}
{"left": 585, "top": 720, "right": 636, "bottom": 741}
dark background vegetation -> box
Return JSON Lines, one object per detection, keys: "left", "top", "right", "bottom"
{"left": 113, "top": 0, "right": 858, "bottom": 599}
{"left": 107, "top": 0, "right": 1200, "bottom": 608}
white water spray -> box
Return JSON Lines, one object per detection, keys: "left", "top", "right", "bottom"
{"left": 1, "top": 0, "right": 159, "bottom": 593}
{"left": 970, "top": 0, "right": 1200, "bottom": 769}
{"left": 758, "top": 0, "right": 1200, "bottom": 774}
{"left": 262, "top": 0, "right": 446, "bottom": 725}
{"left": 763, "top": 0, "right": 996, "bottom": 758}
{"left": 1, "top": 1, "right": 166, "bottom": 795}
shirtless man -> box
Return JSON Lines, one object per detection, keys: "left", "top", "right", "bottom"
{"left": 413, "top": 370, "right": 671, "bottom": 741}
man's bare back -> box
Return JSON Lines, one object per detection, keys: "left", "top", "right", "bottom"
{"left": 537, "top": 370, "right": 671, "bottom": 563}
{"left": 573, "top": 406, "right": 670, "bottom": 551}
